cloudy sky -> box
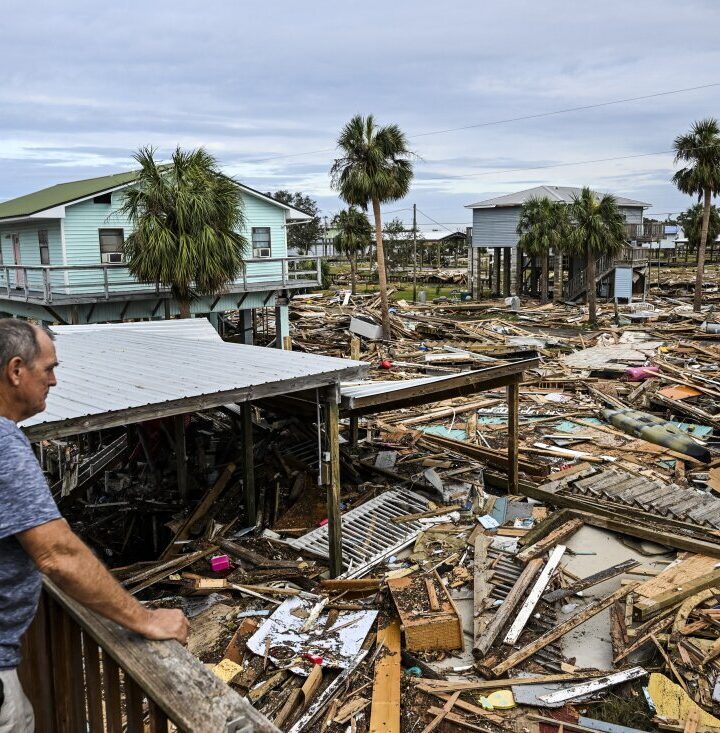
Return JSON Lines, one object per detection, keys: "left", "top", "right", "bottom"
{"left": 2, "top": 0, "right": 719, "bottom": 231}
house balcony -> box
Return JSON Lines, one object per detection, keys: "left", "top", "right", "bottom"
{"left": 0, "top": 257, "right": 322, "bottom": 306}
{"left": 624, "top": 222, "right": 666, "bottom": 243}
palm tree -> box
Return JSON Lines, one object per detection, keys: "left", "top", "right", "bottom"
{"left": 677, "top": 203, "right": 720, "bottom": 260}
{"left": 119, "top": 146, "right": 247, "bottom": 318}
{"left": 333, "top": 207, "right": 372, "bottom": 294}
{"left": 568, "top": 187, "right": 626, "bottom": 324}
{"left": 672, "top": 118, "right": 720, "bottom": 312}
{"left": 516, "top": 197, "right": 568, "bottom": 303}
{"left": 331, "top": 115, "right": 414, "bottom": 339}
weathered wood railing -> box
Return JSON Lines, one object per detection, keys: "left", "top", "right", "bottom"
{"left": 19, "top": 580, "right": 279, "bottom": 733}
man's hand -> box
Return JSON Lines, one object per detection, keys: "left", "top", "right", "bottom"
{"left": 18, "top": 519, "right": 190, "bottom": 644}
{"left": 139, "top": 608, "right": 190, "bottom": 644}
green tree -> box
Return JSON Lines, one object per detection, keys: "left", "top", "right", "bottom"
{"left": 331, "top": 114, "right": 414, "bottom": 339}
{"left": 677, "top": 203, "right": 720, "bottom": 256}
{"left": 383, "top": 218, "right": 411, "bottom": 271}
{"left": 268, "top": 190, "right": 323, "bottom": 255}
{"left": 567, "top": 187, "right": 626, "bottom": 324}
{"left": 333, "top": 207, "right": 372, "bottom": 294}
{"left": 672, "top": 118, "right": 720, "bottom": 311}
{"left": 516, "top": 197, "right": 569, "bottom": 303}
{"left": 120, "top": 146, "right": 247, "bottom": 318}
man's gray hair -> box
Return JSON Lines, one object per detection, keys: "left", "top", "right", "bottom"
{"left": 0, "top": 319, "right": 55, "bottom": 370}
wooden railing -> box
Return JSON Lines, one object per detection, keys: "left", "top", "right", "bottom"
{"left": 0, "top": 257, "right": 323, "bottom": 304}
{"left": 563, "top": 246, "right": 651, "bottom": 300}
{"left": 19, "top": 580, "right": 279, "bottom": 733}
{"left": 625, "top": 222, "right": 666, "bottom": 242}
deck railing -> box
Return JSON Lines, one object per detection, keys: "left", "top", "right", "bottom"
{"left": 563, "top": 245, "right": 651, "bottom": 300}
{"left": 0, "top": 257, "right": 322, "bottom": 304}
{"left": 19, "top": 580, "right": 278, "bottom": 733}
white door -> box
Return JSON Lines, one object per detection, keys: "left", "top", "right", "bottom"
{"left": 11, "top": 234, "right": 23, "bottom": 288}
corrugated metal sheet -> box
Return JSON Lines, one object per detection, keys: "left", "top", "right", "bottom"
{"left": 466, "top": 185, "right": 651, "bottom": 209}
{"left": 614, "top": 266, "right": 633, "bottom": 300}
{"left": 22, "top": 319, "right": 366, "bottom": 437}
{"left": 472, "top": 207, "right": 520, "bottom": 248}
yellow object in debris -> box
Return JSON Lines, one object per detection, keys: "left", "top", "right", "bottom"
{"left": 212, "top": 658, "right": 243, "bottom": 685}
{"left": 487, "top": 690, "right": 515, "bottom": 709}
{"left": 648, "top": 673, "right": 720, "bottom": 730}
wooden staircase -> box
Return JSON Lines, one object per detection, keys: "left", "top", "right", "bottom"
{"left": 563, "top": 246, "right": 650, "bottom": 302}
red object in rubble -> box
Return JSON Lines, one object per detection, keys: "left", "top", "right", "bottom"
{"left": 302, "top": 653, "right": 324, "bottom": 665}
{"left": 380, "top": 359, "right": 393, "bottom": 369}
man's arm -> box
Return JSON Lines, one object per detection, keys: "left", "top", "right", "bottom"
{"left": 17, "top": 518, "right": 189, "bottom": 643}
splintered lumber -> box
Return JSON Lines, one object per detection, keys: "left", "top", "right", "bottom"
{"left": 125, "top": 546, "right": 218, "bottom": 595}
{"left": 673, "top": 589, "right": 717, "bottom": 634}
{"left": 614, "top": 615, "right": 673, "bottom": 663}
{"left": 538, "top": 667, "right": 647, "bottom": 704}
{"left": 516, "top": 520, "right": 583, "bottom": 563}
{"left": 503, "top": 545, "right": 566, "bottom": 645}
{"left": 287, "top": 650, "right": 368, "bottom": 733}
{"left": 473, "top": 535, "right": 493, "bottom": 647}
{"left": 518, "top": 508, "right": 575, "bottom": 547}
{"left": 474, "top": 558, "right": 543, "bottom": 657}
{"left": 420, "top": 691, "right": 461, "bottom": 733}
{"left": 543, "top": 559, "right": 640, "bottom": 603}
{"left": 319, "top": 578, "right": 382, "bottom": 592}
{"left": 369, "top": 622, "right": 401, "bottom": 733}
{"left": 490, "top": 583, "right": 638, "bottom": 677}
{"left": 416, "top": 671, "right": 610, "bottom": 694}
{"left": 424, "top": 692, "right": 504, "bottom": 725}
{"left": 634, "top": 570, "right": 720, "bottom": 620}
{"left": 161, "top": 462, "right": 237, "bottom": 559}
{"left": 426, "top": 708, "right": 492, "bottom": 733}
{"left": 634, "top": 554, "right": 719, "bottom": 599}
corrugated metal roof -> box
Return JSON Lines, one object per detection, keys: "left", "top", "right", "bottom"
{"left": 22, "top": 319, "right": 366, "bottom": 439}
{"left": 466, "top": 185, "right": 651, "bottom": 210}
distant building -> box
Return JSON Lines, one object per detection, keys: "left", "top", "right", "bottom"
{"left": 465, "top": 185, "right": 656, "bottom": 302}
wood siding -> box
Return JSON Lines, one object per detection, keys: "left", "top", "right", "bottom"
{"left": 0, "top": 220, "right": 64, "bottom": 290}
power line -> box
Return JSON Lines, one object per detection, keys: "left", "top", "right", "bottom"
{"left": 241, "top": 82, "right": 720, "bottom": 165}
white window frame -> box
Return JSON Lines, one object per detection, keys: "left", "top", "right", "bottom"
{"left": 252, "top": 227, "right": 272, "bottom": 258}
{"left": 99, "top": 228, "right": 125, "bottom": 263}
{"left": 38, "top": 229, "right": 50, "bottom": 265}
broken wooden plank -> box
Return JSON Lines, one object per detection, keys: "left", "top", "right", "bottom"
{"left": 516, "top": 520, "right": 583, "bottom": 563}
{"left": 369, "top": 621, "right": 401, "bottom": 733}
{"left": 489, "top": 583, "right": 638, "bottom": 677}
{"left": 420, "top": 691, "right": 461, "bottom": 733}
{"left": 634, "top": 570, "right": 720, "bottom": 620}
{"left": 473, "top": 535, "right": 493, "bottom": 647}
{"left": 538, "top": 667, "right": 647, "bottom": 704}
{"left": 543, "top": 559, "right": 640, "bottom": 603}
{"left": 503, "top": 545, "right": 566, "bottom": 645}
{"left": 474, "top": 557, "right": 543, "bottom": 658}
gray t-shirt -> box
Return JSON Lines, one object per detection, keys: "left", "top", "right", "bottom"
{"left": 0, "top": 417, "right": 60, "bottom": 669}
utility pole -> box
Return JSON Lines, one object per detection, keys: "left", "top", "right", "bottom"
{"left": 412, "top": 204, "right": 418, "bottom": 302}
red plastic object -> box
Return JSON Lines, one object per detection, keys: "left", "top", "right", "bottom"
{"left": 380, "top": 359, "right": 393, "bottom": 370}
{"left": 210, "top": 555, "right": 231, "bottom": 572}
{"left": 625, "top": 366, "right": 660, "bottom": 382}
{"left": 302, "top": 653, "right": 324, "bottom": 665}
{"left": 318, "top": 518, "right": 329, "bottom": 527}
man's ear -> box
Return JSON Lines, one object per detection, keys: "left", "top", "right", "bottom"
{"left": 5, "top": 356, "right": 24, "bottom": 387}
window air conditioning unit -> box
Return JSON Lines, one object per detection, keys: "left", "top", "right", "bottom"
{"left": 101, "top": 252, "right": 124, "bottom": 264}
{"left": 255, "top": 248, "right": 271, "bottom": 258}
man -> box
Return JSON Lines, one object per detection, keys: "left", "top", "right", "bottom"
{"left": 0, "top": 320, "right": 188, "bottom": 732}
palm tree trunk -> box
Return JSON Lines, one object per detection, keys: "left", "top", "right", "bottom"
{"left": 694, "top": 187, "right": 712, "bottom": 312}
{"left": 540, "top": 252, "right": 549, "bottom": 303}
{"left": 371, "top": 198, "right": 391, "bottom": 339}
{"left": 350, "top": 252, "right": 357, "bottom": 295}
{"left": 586, "top": 248, "right": 597, "bottom": 324}
{"left": 553, "top": 249, "right": 563, "bottom": 302}
{"left": 179, "top": 299, "right": 191, "bottom": 318}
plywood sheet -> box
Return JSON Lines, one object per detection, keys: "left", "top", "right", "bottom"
{"left": 634, "top": 554, "right": 719, "bottom": 600}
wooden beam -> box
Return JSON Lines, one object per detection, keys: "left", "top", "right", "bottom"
{"left": 503, "top": 545, "right": 566, "bottom": 645}
{"left": 173, "top": 414, "right": 188, "bottom": 502}
{"left": 516, "top": 519, "right": 583, "bottom": 563}
{"left": 634, "top": 570, "right": 720, "bottom": 620}
{"left": 420, "top": 691, "right": 460, "bottom": 733}
{"left": 543, "top": 559, "right": 639, "bottom": 603}
{"left": 489, "top": 583, "right": 638, "bottom": 677}
{"left": 474, "top": 557, "right": 543, "bottom": 658}
{"left": 507, "top": 380, "right": 520, "bottom": 493}
{"left": 473, "top": 535, "right": 492, "bottom": 650}
{"left": 241, "top": 403, "right": 256, "bottom": 525}
{"left": 325, "top": 389, "right": 343, "bottom": 578}
{"left": 369, "top": 621, "right": 401, "bottom": 733}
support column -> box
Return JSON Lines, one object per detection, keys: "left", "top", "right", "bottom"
{"left": 174, "top": 414, "right": 188, "bottom": 502}
{"left": 507, "top": 381, "right": 520, "bottom": 494}
{"left": 275, "top": 301, "right": 290, "bottom": 350}
{"left": 510, "top": 247, "right": 519, "bottom": 296}
{"left": 553, "top": 250, "right": 563, "bottom": 302}
{"left": 241, "top": 402, "right": 256, "bottom": 525}
{"left": 503, "top": 248, "right": 511, "bottom": 296}
{"left": 240, "top": 309, "right": 254, "bottom": 345}
{"left": 207, "top": 311, "right": 220, "bottom": 333}
{"left": 493, "top": 249, "right": 501, "bottom": 295}
{"left": 324, "top": 388, "right": 343, "bottom": 578}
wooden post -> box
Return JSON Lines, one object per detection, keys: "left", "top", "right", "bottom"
{"left": 174, "top": 414, "right": 188, "bottom": 503}
{"left": 350, "top": 416, "right": 359, "bottom": 447}
{"left": 242, "top": 402, "right": 256, "bottom": 525}
{"left": 507, "top": 380, "right": 520, "bottom": 494}
{"left": 325, "top": 388, "right": 343, "bottom": 578}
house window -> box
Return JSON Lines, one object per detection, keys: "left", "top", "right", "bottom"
{"left": 99, "top": 228, "right": 125, "bottom": 263}
{"left": 38, "top": 229, "right": 50, "bottom": 265}
{"left": 252, "top": 227, "right": 271, "bottom": 258}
